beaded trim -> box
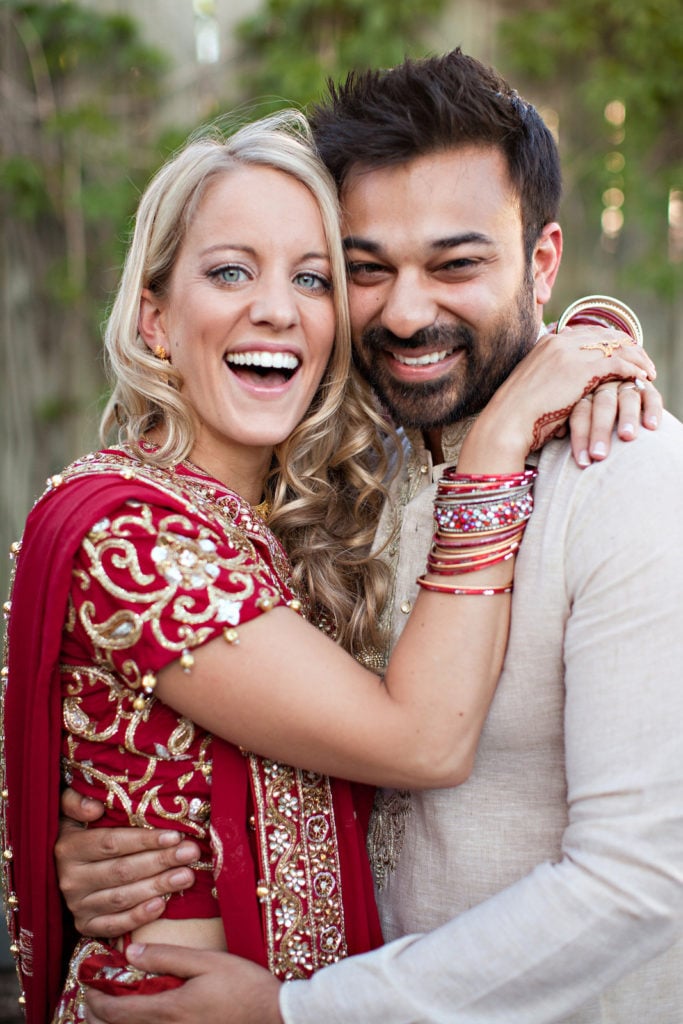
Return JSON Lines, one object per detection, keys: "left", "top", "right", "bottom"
{"left": 250, "top": 756, "right": 348, "bottom": 978}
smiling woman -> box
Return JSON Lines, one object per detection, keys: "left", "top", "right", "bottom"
{"left": 0, "top": 109, "right": 658, "bottom": 1024}
{"left": 137, "top": 163, "right": 337, "bottom": 495}
{"left": 2, "top": 111, "right": 402, "bottom": 1022}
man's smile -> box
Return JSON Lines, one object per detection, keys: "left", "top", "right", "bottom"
{"left": 391, "top": 347, "right": 457, "bottom": 367}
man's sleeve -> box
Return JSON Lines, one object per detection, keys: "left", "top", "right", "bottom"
{"left": 280, "top": 420, "right": 683, "bottom": 1023}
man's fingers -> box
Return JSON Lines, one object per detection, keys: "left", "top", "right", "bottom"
{"left": 85, "top": 947, "right": 284, "bottom": 1024}
{"left": 56, "top": 826, "right": 200, "bottom": 937}
{"left": 614, "top": 381, "right": 644, "bottom": 441}
{"left": 77, "top": 898, "right": 166, "bottom": 940}
{"left": 61, "top": 787, "right": 106, "bottom": 823}
{"left": 639, "top": 379, "right": 663, "bottom": 431}
{"left": 93, "top": 839, "right": 200, "bottom": 885}
{"left": 63, "top": 845, "right": 197, "bottom": 910}
{"left": 126, "top": 942, "right": 215, "bottom": 978}
{"left": 56, "top": 821, "right": 196, "bottom": 868}
{"left": 86, "top": 987, "right": 183, "bottom": 1024}
{"left": 586, "top": 382, "right": 620, "bottom": 460}
{"left": 72, "top": 863, "right": 196, "bottom": 938}
{"left": 101, "top": 858, "right": 197, "bottom": 906}
{"left": 84, "top": 947, "right": 212, "bottom": 1023}
{"left": 568, "top": 395, "right": 593, "bottom": 468}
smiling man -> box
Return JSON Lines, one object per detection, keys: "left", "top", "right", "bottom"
{"left": 342, "top": 148, "right": 540, "bottom": 435}
{"left": 62, "top": 50, "right": 683, "bottom": 1024}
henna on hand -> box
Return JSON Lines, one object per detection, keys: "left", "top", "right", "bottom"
{"left": 531, "top": 407, "right": 573, "bottom": 450}
{"left": 530, "top": 374, "right": 620, "bottom": 451}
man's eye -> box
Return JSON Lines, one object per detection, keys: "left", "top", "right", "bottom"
{"left": 441, "top": 258, "right": 478, "bottom": 271}
{"left": 347, "top": 262, "right": 386, "bottom": 277}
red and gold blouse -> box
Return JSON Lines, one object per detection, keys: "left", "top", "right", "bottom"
{"left": 1, "top": 446, "right": 381, "bottom": 1024}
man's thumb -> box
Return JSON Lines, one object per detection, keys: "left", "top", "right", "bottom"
{"left": 126, "top": 941, "right": 207, "bottom": 979}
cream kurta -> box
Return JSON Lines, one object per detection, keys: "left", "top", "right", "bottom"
{"left": 281, "top": 412, "right": 683, "bottom": 1023}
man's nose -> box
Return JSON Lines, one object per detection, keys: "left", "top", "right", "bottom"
{"left": 380, "top": 273, "right": 438, "bottom": 338}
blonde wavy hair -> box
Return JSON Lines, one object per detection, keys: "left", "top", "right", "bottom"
{"left": 101, "top": 109, "right": 398, "bottom": 658}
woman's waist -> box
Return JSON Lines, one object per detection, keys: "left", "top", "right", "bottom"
{"left": 128, "top": 916, "right": 226, "bottom": 951}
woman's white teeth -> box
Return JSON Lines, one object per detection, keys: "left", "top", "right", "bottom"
{"left": 226, "top": 351, "right": 300, "bottom": 370}
{"left": 393, "top": 349, "right": 452, "bottom": 366}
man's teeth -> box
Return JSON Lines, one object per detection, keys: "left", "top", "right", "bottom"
{"left": 226, "top": 351, "right": 300, "bottom": 370}
{"left": 393, "top": 348, "right": 453, "bottom": 367}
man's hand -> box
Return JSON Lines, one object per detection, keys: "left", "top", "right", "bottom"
{"left": 567, "top": 378, "right": 662, "bottom": 468}
{"left": 57, "top": 788, "right": 200, "bottom": 937}
{"left": 84, "top": 945, "right": 283, "bottom": 1024}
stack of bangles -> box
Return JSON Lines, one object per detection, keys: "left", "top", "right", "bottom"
{"left": 416, "top": 466, "right": 538, "bottom": 596}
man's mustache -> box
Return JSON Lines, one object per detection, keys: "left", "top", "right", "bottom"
{"left": 360, "top": 324, "right": 474, "bottom": 354}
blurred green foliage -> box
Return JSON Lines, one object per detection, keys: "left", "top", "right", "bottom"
{"left": 500, "top": 0, "right": 683, "bottom": 298}
{"left": 0, "top": 154, "right": 49, "bottom": 220}
{"left": 1, "top": 0, "right": 169, "bottom": 313}
{"left": 235, "top": 0, "right": 447, "bottom": 111}
{"left": 10, "top": 0, "right": 166, "bottom": 84}
{"left": 2, "top": 0, "right": 680, "bottom": 363}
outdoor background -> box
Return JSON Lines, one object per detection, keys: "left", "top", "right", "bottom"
{"left": 0, "top": 0, "right": 682, "bottom": 1001}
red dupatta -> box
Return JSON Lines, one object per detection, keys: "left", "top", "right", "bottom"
{"left": 2, "top": 460, "right": 382, "bottom": 1022}
{"left": 2, "top": 472, "right": 159, "bottom": 1024}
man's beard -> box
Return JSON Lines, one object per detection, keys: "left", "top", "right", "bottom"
{"left": 353, "top": 284, "right": 538, "bottom": 431}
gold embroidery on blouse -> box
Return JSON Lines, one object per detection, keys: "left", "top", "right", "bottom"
{"left": 58, "top": 447, "right": 296, "bottom": 601}
{"left": 61, "top": 663, "right": 212, "bottom": 839}
{"left": 5, "top": 447, "right": 351, "bottom": 1002}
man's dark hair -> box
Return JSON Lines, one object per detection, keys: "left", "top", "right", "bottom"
{"left": 310, "top": 48, "right": 562, "bottom": 261}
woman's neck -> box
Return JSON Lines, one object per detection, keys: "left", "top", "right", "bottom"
{"left": 186, "top": 441, "right": 271, "bottom": 506}
{"left": 145, "top": 429, "right": 271, "bottom": 507}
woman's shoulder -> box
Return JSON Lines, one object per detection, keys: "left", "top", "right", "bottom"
{"left": 30, "top": 445, "right": 214, "bottom": 527}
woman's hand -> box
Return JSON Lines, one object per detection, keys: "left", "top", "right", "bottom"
{"left": 463, "top": 325, "right": 657, "bottom": 472}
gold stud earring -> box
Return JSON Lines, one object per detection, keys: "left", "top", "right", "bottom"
{"left": 154, "top": 345, "right": 169, "bottom": 362}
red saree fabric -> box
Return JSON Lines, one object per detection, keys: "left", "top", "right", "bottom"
{"left": 1, "top": 454, "right": 382, "bottom": 1023}
{"left": 3, "top": 474, "right": 150, "bottom": 1024}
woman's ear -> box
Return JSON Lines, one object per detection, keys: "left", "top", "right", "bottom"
{"left": 532, "top": 222, "right": 562, "bottom": 308}
{"left": 139, "top": 288, "right": 169, "bottom": 358}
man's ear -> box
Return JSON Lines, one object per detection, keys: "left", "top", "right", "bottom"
{"left": 532, "top": 222, "right": 562, "bottom": 309}
{"left": 139, "top": 288, "right": 169, "bottom": 357}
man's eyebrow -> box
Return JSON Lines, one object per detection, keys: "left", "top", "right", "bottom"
{"left": 342, "top": 232, "right": 495, "bottom": 252}
{"left": 432, "top": 232, "right": 494, "bottom": 250}
{"left": 343, "top": 236, "right": 380, "bottom": 252}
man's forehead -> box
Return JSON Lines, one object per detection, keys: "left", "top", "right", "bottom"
{"left": 340, "top": 147, "right": 521, "bottom": 249}
{"left": 341, "top": 145, "right": 511, "bottom": 194}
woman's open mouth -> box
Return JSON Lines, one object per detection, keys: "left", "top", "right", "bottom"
{"left": 225, "top": 350, "right": 301, "bottom": 385}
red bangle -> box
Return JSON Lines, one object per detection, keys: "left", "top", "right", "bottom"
{"left": 416, "top": 576, "right": 513, "bottom": 595}
{"left": 554, "top": 295, "right": 643, "bottom": 346}
{"left": 440, "top": 467, "right": 538, "bottom": 488}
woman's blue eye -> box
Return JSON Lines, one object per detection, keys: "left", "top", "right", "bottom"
{"left": 295, "top": 271, "right": 331, "bottom": 292}
{"left": 209, "top": 265, "right": 248, "bottom": 284}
